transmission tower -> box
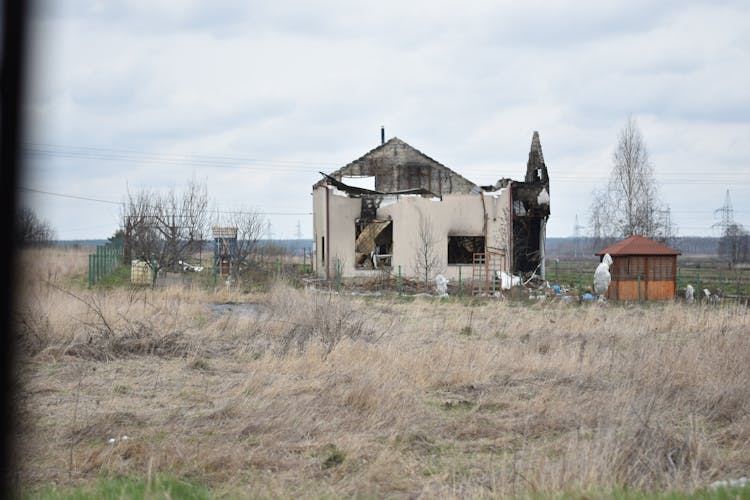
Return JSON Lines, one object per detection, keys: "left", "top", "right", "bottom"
{"left": 713, "top": 190, "right": 734, "bottom": 235}
{"left": 573, "top": 214, "right": 585, "bottom": 257}
{"left": 295, "top": 219, "right": 302, "bottom": 240}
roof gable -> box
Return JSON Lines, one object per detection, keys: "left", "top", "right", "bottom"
{"left": 316, "top": 137, "right": 477, "bottom": 195}
{"left": 595, "top": 235, "right": 681, "bottom": 256}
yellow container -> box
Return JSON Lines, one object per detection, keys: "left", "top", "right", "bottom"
{"left": 131, "top": 260, "right": 151, "bottom": 285}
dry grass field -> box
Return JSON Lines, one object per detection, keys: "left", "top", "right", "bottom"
{"left": 12, "top": 247, "right": 750, "bottom": 498}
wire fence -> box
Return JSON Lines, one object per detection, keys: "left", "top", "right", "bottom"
{"left": 546, "top": 257, "right": 750, "bottom": 302}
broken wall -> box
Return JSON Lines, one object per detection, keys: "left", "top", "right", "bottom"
{"left": 313, "top": 185, "right": 511, "bottom": 282}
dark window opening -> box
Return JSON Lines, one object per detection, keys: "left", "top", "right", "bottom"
{"left": 355, "top": 219, "right": 393, "bottom": 269}
{"left": 512, "top": 216, "right": 542, "bottom": 274}
{"left": 448, "top": 236, "right": 485, "bottom": 264}
{"left": 321, "top": 236, "right": 325, "bottom": 263}
{"left": 513, "top": 200, "right": 527, "bottom": 216}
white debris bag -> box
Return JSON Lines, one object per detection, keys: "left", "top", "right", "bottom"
{"left": 435, "top": 274, "right": 449, "bottom": 297}
{"left": 593, "top": 253, "right": 612, "bottom": 299}
{"left": 498, "top": 271, "right": 521, "bottom": 290}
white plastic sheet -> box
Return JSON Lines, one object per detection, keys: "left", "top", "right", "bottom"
{"left": 435, "top": 274, "right": 449, "bottom": 297}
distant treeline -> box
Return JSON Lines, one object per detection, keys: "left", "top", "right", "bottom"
{"left": 54, "top": 237, "right": 721, "bottom": 257}
{"left": 55, "top": 238, "right": 315, "bottom": 253}
{"left": 547, "top": 237, "right": 720, "bottom": 258}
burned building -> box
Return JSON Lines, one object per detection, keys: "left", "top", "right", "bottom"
{"left": 312, "top": 131, "right": 550, "bottom": 285}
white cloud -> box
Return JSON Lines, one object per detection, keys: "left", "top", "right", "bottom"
{"left": 23, "top": 0, "right": 750, "bottom": 239}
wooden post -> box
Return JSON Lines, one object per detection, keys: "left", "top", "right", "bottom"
{"left": 638, "top": 275, "right": 641, "bottom": 305}
{"left": 123, "top": 218, "right": 132, "bottom": 265}
{"left": 88, "top": 254, "right": 94, "bottom": 287}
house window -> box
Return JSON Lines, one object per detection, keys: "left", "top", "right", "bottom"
{"left": 354, "top": 219, "right": 393, "bottom": 269}
{"left": 448, "top": 236, "right": 485, "bottom": 264}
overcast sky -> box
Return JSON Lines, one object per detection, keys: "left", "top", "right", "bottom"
{"left": 22, "top": 0, "right": 750, "bottom": 241}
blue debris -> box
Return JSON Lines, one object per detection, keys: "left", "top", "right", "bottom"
{"left": 582, "top": 293, "right": 595, "bottom": 301}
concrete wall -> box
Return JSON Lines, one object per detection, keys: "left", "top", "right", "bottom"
{"left": 313, "top": 185, "right": 511, "bottom": 282}
{"left": 312, "top": 186, "right": 361, "bottom": 280}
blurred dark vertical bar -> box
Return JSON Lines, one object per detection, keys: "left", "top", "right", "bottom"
{"left": 1, "top": 0, "right": 28, "bottom": 489}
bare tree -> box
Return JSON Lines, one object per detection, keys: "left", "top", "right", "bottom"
{"left": 412, "top": 212, "right": 442, "bottom": 289}
{"left": 123, "top": 178, "right": 209, "bottom": 276}
{"left": 215, "top": 208, "right": 267, "bottom": 279}
{"left": 123, "top": 187, "right": 159, "bottom": 263}
{"left": 589, "top": 117, "right": 676, "bottom": 242}
{"left": 16, "top": 207, "right": 55, "bottom": 246}
{"left": 719, "top": 223, "right": 750, "bottom": 263}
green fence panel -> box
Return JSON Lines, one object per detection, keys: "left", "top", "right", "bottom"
{"left": 88, "top": 238, "right": 124, "bottom": 287}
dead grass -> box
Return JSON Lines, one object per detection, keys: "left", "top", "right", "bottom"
{"left": 12, "top": 247, "right": 750, "bottom": 497}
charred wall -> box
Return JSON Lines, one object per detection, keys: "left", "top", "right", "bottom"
{"left": 511, "top": 131, "right": 550, "bottom": 277}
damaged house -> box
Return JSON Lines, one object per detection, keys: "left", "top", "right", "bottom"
{"left": 312, "top": 131, "right": 550, "bottom": 288}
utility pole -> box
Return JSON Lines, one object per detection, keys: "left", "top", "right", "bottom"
{"left": 123, "top": 216, "right": 132, "bottom": 264}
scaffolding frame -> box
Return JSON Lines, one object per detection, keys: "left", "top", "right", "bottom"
{"left": 471, "top": 247, "right": 506, "bottom": 297}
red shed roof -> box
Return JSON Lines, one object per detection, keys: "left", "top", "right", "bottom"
{"left": 595, "top": 235, "right": 681, "bottom": 256}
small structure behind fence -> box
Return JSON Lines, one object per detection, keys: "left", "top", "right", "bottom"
{"left": 213, "top": 226, "right": 238, "bottom": 279}
{"left": 88, "top": 238, "right": 124, "bottom": 286}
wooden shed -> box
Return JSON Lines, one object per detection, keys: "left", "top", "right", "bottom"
{"left": 595, "top": 235, "right": 681, "bottom": 301}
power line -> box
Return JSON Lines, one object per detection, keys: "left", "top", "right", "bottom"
{"left": 20, "top": 186, "right": 124, "bottom": 205}
{"left": 22, "top": 142, "right": 750, "bottom": 185}
{"left": 21, "top": 186, "right": 310, "bottom": 216}
{"left": 22, "top": 142, "right": 336, "bottom": 171}
{"left": 22, "top": 184, "right": 745, "bottom": 220}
